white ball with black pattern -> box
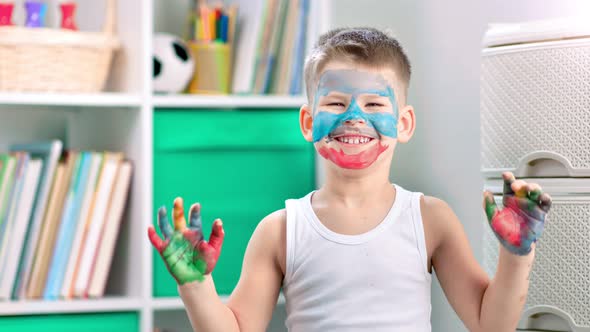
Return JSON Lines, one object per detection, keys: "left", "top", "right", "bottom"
{"left": 152, "top": 33, "right": 195, "bottom": 93}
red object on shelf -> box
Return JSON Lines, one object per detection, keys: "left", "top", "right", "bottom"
{"left": 0, "top": 3, "right": 14, "bottom": 26}
{"left": 60, "top": 2, "right": 78, "bottom": 30}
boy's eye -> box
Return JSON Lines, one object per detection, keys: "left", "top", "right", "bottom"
{"left": 327, "top": 102, "right": 346, "bottom": 107}
{"left": 366, "top": 103, "right": 384, "bottom": 107}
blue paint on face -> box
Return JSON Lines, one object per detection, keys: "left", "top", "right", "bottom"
{"left": 311, "top": 70, "right": 399, "bottom": 143}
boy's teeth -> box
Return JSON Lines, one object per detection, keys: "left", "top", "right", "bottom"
{"left": 337, "top": 137, "right": 370, "bottom": 144}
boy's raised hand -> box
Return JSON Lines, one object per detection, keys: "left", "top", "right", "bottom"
{"left": 148, "top": 197, "right": 224, "bottom": 284}
{"left": 483, "top": 172, "right": 552, "bottom": 256}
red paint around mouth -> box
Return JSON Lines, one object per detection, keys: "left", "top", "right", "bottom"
{"left": 318, "top": 141, "right": 388, "bottom": 169}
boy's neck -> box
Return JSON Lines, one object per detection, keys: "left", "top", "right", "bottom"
{"left": 320, "top": 165, "right": 394, "bottom": 208}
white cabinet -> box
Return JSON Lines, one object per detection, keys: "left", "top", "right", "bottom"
{"left": 481, "top": 20, "right": 590, "bottom": 332}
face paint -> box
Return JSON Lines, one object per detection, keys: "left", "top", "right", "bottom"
{"left": 311, "top": 69, "right": 399, "bottom": 169}
{"left": 148, "top": 198, "right": 224, "bottom": 284}
{"left": 484, "top": 174, "right": 552, "bottom": 256}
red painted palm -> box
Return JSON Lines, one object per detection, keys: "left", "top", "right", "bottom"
{"left": 484, "top": 172, "right": 552, "bottom": 256}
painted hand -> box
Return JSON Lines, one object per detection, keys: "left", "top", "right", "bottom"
{"left": 483, "top": 172, "right": 552, "bottom": 256}
{"left": 148, "top": 197, "right": 224, "bottom": 284}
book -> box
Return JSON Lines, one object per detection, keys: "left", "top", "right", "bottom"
{"left": 60, "top": 152, "right": 103, "bottom": 299}
{"left": 44, "top": 151, "right": 91, "bottom": 300}
{"left": 73, "top": 152, "right": 123, "bottom": 297}
{"left": 10, "top": 140, "right": 63, "bottom": 299}
{"left": 27, "top": 151, "right": 78, "bottom": 298}
{"left": 0, "top": 153, "right": 29, "bottom": 283}
{"left": 87, "top": 161, "right": 133, "bottom": 298}
{"left": 0, "top": 155, "right": 16, "bottom": 236}
{"left": 289, "top": 0, "right": 309, "bottom": 95}
{"left": 0, "top": 158, "right": 42, "bottom": 300}
{"left": 262, "top": 0, "right": 288, "bottom": 93}
{"left": 272, "top": 0, "right": 299, "bottom": 94}
{"left": 231, "top": 0, "right": 266, "bottom": 94}
{"left": 252, "top": 0, "right": 279, "bottom": 94}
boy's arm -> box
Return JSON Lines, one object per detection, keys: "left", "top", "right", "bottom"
{"left": 226, "top": 209, "right": 285, "bottom": 330}
{"left": 178, "top": 209, "right": 284, "bottom": 332}
{"left": 426, "top": 173, "right": 551, "bottom": 332}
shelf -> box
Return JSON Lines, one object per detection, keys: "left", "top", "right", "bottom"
{"left": 151, "top": 294, "right": 286, "bottom": 311}
{"left": 0, "top": 297, "right": 144, "bottom": 316}
{"left": 152, "top": 94, "right": 307, "bottom": 108}
{"left": 0, "top": 92, "right": 143, "bottom": 108}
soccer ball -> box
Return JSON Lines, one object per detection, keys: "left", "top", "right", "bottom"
{"left": 152, "top": 33, "right": 195, "bottom": 93}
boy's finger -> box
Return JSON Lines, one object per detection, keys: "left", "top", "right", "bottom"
{"left": 483, "top": 190, "right": 498, "bottom": 222}
{"left": 502, "top": 172, "right": 516, "bottom": 195}
{"left": 189, "top": 203, "right": 203, "bottom": 232}
{"left": 539, "top": 192, "right": 552, "bottom": 213}
{"left": 511, "top": 180, "right": 528, "bottom": 198}
{"left": 208, "top": 219, "right": 225, "bottom": 253}
{"left": 527, "top": 183, "right": 542, "bottom": 202}
{"left": 173, "top": 197, "right": 188, "bottom": 231}
{"left": 148, "top": 226, "right": 166, "bottom": 253}
{"left": 158, "top": 206, "right": 173, "bottom": 239}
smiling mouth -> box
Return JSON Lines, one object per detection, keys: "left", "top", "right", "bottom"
{"left": 332, "top": 135, "right": 375, "bottom": 145}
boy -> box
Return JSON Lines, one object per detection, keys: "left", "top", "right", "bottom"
{"left": 148, "top": 27, "right": 552, "bottom": 332}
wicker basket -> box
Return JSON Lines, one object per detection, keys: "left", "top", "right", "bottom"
{"left": 0, "top": 0, "right": 120, "bottom": 93}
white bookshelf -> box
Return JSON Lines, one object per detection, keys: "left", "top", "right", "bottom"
{"left": 152, "top": 94, "right": 308, "bottom": 108}
{"left": 0, "top": 298, "right": 144, "bottom": 316}
{"left": 0, "top": 0, "right": 329, "bottom": 331}
{"left": 0, "top": 93, "right": 142, "bottom": 108}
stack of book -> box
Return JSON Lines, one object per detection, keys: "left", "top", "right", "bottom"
{"left": 0, "top": 140, "right": 133, "bottom": 301}
{"left": 231, "top": 0, "right": 310, "bottom": 95}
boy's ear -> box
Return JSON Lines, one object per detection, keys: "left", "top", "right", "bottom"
{"left": 396, "top": 105, "right": 415, "bottom": 143}
{"left": 300, "top": 104, "right": 314, "bottom": 142}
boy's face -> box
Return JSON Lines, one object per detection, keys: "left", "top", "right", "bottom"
{"left": 302, "top": 61, "right": 408, "bottom": 170}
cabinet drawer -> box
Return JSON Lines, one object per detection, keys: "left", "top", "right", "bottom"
{"left": 0, "top": 312, "right": 139, "bottom": 332}
{"left": 153, "top": 109, "right": 315, "bottom": 296}
{"left": 483, "top": 179, "right": 590, "bottom": 331}
{"left": 480, "top": 38, "right": 590, "bottom": 178}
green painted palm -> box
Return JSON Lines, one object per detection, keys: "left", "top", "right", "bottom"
{"left": 148, "top": 198, "right": 224, "bottom": 284}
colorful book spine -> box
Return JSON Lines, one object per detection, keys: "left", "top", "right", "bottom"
{"left": 10, "top": 140, "right": 63, "bottom": 299}
{"left": 0, "top": 158, "right": 42, "bottom": 300}
{"left": 44, "top": 151, "right": 91, "bottom": 300}
{"left": 0, "top": 153, "right": 28, "bottom": 280}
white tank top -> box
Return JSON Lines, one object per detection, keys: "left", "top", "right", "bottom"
{"left": 282, "top": 184, "right": 432, "bottom": 332}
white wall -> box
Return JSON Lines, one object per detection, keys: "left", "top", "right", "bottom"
{"left": 329, "top": 1, "right": 590, "bottom": 331}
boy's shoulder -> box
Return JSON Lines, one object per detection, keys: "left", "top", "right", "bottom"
{"left": 419, "top": 195, "right": 460, "bottom": 253}
{"left": 252, "top": 209, "right": 287, "bottom": 273}
{"left": 253, "top": 209, "right": 286, "bottom": 242}
{"left": 419, "top": 194, "right": 453, "bottom": 218}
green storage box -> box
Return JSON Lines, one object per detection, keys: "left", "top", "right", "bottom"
{"left": 0, "top": 312, "right": 139, "bottom": 332}
{"left": 153, "top": 109, "right": 315, "bottom": 296}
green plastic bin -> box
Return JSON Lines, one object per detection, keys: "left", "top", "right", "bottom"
{"left": 0, "top": 312, "right": 139, "bottom": 332}
{"left": 153, "top": 109, "right": 315, "bottom": 296}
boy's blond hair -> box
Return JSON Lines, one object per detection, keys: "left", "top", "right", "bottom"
{"left": 304, "top": 27, "right": 412, "bottom": 105}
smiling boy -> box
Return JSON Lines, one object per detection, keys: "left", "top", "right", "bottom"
{"left": 148, "top": 27, "right": 552, "bottom": 332}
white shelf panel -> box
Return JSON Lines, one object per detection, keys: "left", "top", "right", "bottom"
{"left": 151, "top": 294, "right": 286, "bottom": 311}
{"left": 0, "top": 92, "right": 142, "bottom": 108}
{"left": 0, "top": 297, "right": 144, "bottom": 316}
{"left": 152, "top": 95, "right": 307, "bottom": 108}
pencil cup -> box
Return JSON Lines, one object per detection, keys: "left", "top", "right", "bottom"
{"left": 187, "top": 42, "right": 232, "bottom": 94}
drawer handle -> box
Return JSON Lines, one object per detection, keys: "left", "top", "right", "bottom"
{"left": 516, "top": 151, "right": 574, "bottom": 177}
{"left": 518, "top": 305, "right": 589, "bottom": 332}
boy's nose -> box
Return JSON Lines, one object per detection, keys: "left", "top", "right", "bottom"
{"left": 344, "top": 119, "right": 365, "bottom": 125}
